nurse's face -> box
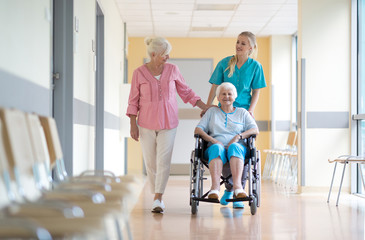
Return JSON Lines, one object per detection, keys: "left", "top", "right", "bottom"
{"left": 218, "top": 88, "right": 235, "bottom": 107}
{"left": 236, "top": 35, "right": 252, "bottom": 57}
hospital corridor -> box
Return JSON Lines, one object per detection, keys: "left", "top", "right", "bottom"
{"left": 1, "top": 0, "right": 365, "bottom": 239}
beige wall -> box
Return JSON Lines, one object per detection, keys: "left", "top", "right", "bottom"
{"left": 127, "top": 37, "right": 271, "bottom": 174}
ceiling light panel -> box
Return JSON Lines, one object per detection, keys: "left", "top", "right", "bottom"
{"left": 196, "top": 0, "right": 240, "bottom": 4}
{"left": 236, "top": 4, "right": 281, "bottom": 13}
{"left": 188, "top": 32, "right": 224, "bottom": 38}
{"left": 151, "top": 3, "right": 194, "bottom": 11}
{"left": 241, "top": 0, "right": 287, "bottom": 4}
{"left": 151, "top": 0, "right": 195, "bottom": 3}
{"left": 196, "top": 4, "right": 236, "bottom": 11}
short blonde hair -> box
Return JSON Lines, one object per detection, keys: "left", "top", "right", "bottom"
{"left": 216, "top": 82, "right": 237, "bottom": 100}
{"left": 144, "top": 37, "right": 172, "bottom": 60}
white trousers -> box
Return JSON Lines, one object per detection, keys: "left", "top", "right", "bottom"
{"left": 139, "top": 127, "right": 177, "bottom": 194}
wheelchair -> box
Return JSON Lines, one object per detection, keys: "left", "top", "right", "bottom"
{"left": 189, "top": 134, "right": 261, "bottom": 215}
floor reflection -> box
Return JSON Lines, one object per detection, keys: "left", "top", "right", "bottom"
{"left": 129, "top": 176, "right": 365, "bottom": 240}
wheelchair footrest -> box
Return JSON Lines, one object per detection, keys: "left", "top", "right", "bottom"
{"left": 226, "top": 197, "right": 251, "bottom": 202}
{"left": 191, "top": 197, "right": 220, "bottom": 203}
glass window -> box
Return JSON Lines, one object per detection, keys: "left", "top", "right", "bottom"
{"left": 357, "top": 0, "right": 365, "bottom": 194}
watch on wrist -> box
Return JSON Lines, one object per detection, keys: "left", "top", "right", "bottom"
{"left": 238, "top": 134, "right": 242, "bottom": 139}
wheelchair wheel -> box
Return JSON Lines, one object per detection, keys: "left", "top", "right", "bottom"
{"left": 190, "top": 150, "right": 202, "bottom": 215}
{"left": 191, "top": 200, "right": 198, "bottom": 214}
{"left": 251, "top": 150, "right": 261, "bottom": 208}
{"left": 250, "top": 196, "right": 257, "bottom": 215}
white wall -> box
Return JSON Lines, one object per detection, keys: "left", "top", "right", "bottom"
{"left": 0, "top": 0, "right": 51, "bottom": 89}
{"left": 270, "top": 35, "right": 293, "bottom": 149}
{"left": 298, "top": 0, "right": 351, "bottom": 188}
{"left": 73, "top": 0, "right": 97, "bottom": 175}
{"left": 99, "top": 0, "right": 127, "bottom": 175}
{"left": 72, "top": 0, "right": 127, "bottom": 176}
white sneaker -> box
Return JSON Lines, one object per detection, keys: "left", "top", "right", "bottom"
{"left": 151, "top": 199, "right": 165, "bottom": 213}
{"left": 207, "top": 190, "right": 220, "bottom": 200}
{"left": 234, "top": 189, "right": 248, "bottom": 198}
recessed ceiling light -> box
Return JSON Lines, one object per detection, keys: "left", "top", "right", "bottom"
{"left": 196, "top": 4, "right": 236, "bottom": 11}
{"left": 191, "top": 26, "right": 225, "bottom": 31}
{"left": 165, "top": 12, "right": 178, "bottom": 15}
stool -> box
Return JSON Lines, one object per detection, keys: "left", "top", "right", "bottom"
{"left": 327, "top": 155, "right": 365, "bottom": 206}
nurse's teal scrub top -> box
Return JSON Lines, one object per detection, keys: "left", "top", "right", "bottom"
{"left": 209, "top": 56, "right": 266, "bottom": 110}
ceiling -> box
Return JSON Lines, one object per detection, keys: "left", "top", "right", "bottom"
{"left": 114, "top": 0, "right": 298, "bottom": 38}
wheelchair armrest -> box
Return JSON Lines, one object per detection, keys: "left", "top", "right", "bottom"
{"left": 194, "top": 134, "right": 201, "bottom": 139}
{"left": 247, "top": 134, "right": 256, "bottom": 139}
{"left": 246, "top": 134, "right": 257, "bottom": 151}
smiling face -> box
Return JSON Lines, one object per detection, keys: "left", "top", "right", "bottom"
{"left": 217, "top": 87, "right": 235, "bottom": 107}
{"left": 235, "top": 35, "right": 253, "bottom": 57}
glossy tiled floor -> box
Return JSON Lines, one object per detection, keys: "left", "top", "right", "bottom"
{"left": 129, "top": 176, "right": 365, "bottom": 240}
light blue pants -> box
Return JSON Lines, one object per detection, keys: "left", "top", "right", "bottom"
{"left": 205, "top": 142, "right": 247, "bottom": 164}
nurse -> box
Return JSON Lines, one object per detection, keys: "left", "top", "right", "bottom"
{"left": 206, "top": 31, "right": 266, "bottom": 208}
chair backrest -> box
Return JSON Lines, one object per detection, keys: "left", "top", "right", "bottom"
{"left": 38, "top": 116, "right": 68, "bottom": 181}
{"left": 0, "top": 108, "right": 42, "bottom": 202}
{"left": 0, "top": 118, "right": 13, "bottom": 209}
{"left": 286, "top": 131, "right": 297, "bottom": 146}
{"left": 25, "top": 113, "right": 53, "bottom": 190}
{"left": 38, "top": 116, "right": 63, "bottom": 166}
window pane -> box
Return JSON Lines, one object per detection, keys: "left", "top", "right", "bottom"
{"left": 358, "top": 0, "right": 365, "bottom": 194}
{"left": 359, "top": 0, "right": 365, "bottom": 114}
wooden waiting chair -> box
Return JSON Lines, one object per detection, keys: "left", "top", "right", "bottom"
{"left": 0, "top": 108, "right": 121, "bottom": 239}
{"left": 26, "top": 112, "right": 140, "bottom": 239}
{"left": 263, "top": 131, "right": 297, "bottom": 182}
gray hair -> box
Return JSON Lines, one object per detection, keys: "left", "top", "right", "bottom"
{"left": 216, "top": 82, "right": 237, "bottom": 99}
{"left": 144, "top": 37, "right": 172, "bottom": 60}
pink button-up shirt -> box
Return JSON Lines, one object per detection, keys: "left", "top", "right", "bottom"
{"left": 126, "top": 63, "right": 201, "bottom": 130}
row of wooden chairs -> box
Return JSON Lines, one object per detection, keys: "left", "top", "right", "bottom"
{"left": 0, "top": 107, "right": 142, "bottom": 239}
{"left": 263, "top": 131, "right": 298, "bottom": 192}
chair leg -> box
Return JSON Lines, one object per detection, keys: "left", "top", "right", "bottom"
{"left": 359, "top": 164, "right": 365, "bottom": 191}
{"left": 336, "top": 162, "right": 347, "bottom": 206}
{"left": 275, "top": 155, "right": 284, "bottom": 184}
{"left": 263, "top": 153, "right": 272, "bottom": 179}
{"left": 327, "top": 162, "right": 337, "bottom": 203}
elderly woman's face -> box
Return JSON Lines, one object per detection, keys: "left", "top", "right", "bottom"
{"left": 217, "top": 88, "right": 235, "bottom": 106}
{"left": 151, "top": 51, "right": 169, "bottom": 65}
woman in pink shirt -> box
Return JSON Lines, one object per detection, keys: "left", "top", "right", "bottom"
{"left": 126, "top": 37, "right": 207, "bottom": 213}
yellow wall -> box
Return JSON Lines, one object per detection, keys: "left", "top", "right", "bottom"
{"left": 127, "top": 37, "right": 271, "bottom": 174}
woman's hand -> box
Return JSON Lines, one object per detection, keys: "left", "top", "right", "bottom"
{"left": 210, "top": 138, "right": 224, "bottom": 146}
{"left": 200, "top": 105, "right": 218, "bottom": 117}
{"left": 227, "top": 134, "right": 241, "bottom": 147}
{"left": 129, "top": 115, "right": 139, "bottom": 141}
{"left": 130, "top": 124, "right": 139, "bottom": 141}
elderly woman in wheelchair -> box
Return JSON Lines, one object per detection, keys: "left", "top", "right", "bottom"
{"left": 194, "top": 82, "right": 259, "bottom": 209}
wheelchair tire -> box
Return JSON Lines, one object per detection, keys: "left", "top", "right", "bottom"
{"left": 191, "top": 200, "right": 198, "bottom": 214}
{"left": 250, "top": 196, "right": 257, "bottom": 215}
